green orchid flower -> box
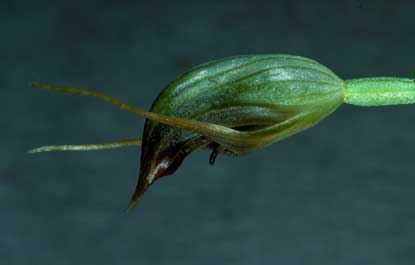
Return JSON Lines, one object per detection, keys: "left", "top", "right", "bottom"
{"left": 29, "top": 54, "right": 415, "bottom": 210}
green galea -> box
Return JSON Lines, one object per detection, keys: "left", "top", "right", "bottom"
{"left": 29, "top": 54, "right": 415, "bottom": 211}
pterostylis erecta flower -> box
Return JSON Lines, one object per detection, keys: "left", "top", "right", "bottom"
{"left": 30, "top": 54, "right": 415, "bottom": 211}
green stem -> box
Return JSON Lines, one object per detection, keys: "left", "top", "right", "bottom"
{"left": 344, "top": 77, "right": 415, "bottom": 106}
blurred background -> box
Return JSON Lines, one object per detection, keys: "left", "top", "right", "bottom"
{"left": 2, "top": 0, "right": 415, "bottom": 264}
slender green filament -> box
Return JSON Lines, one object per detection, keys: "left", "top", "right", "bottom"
{"left": 30, "top": 82, "right": 240, "bottom": 140}
{"left": 28, "top": 138, "right": 142, "bottom": 153}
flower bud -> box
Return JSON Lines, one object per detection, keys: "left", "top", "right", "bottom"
{"left": 131, "top": 55, "right": 345, "bottom": 208}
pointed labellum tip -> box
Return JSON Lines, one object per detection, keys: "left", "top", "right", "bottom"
{"left": 126, "top": 179, "right": 149, "bottom": 212}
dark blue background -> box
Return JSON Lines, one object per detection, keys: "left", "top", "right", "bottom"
{"left": 2, "top": 0, "right": 415, "bottom": 264}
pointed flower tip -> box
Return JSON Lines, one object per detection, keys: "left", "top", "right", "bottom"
{"left": 125, "top": 198, "right": 140, "bottom": 214}
{"left": 125, "top": 183, "right": 148, "bottom": 214}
